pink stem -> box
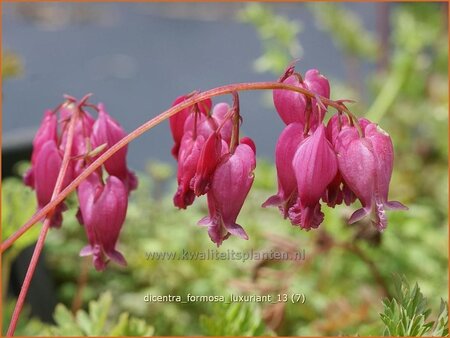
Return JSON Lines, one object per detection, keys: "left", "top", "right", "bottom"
{"left": 6, "top": 104, "right": 79, "bottom": 336}
{"left": 1, "top": 81, "right": 355, "bottom": 253}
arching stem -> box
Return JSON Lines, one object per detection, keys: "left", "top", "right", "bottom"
{"left": 1, "top": 81, "right": 356, "bottom": 253}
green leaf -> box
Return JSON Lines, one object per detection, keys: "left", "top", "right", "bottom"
{"left": 52, "top": 304, "right": 84, "bottom": 336}
{"left": 380, "top": 275, "right": 445, "bottom": 336}
{"left": 43, "top": 292, "right": 153, "bottom": 336}
{"left": 200, "top": 301, "right": 272, "bottom": 336}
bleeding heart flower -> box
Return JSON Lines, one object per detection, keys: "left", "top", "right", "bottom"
{"left": 273, "top": 68, "right": 330, "bottom": 128}
{"left": 323, "top": 113, "right": 357, "bottom": 207}
{"left": 273, "top": 74, "right": 309, "bottom": 125}
{"left": 24, "top": 110, "right": 58, "bottom": 188}
{"left": 173, "top": 131, "right": 206, "bottom": 209}
{"left": 169, "top": 95, "right": 212, "bottom": 159}
{"left": 191, "top": 131, "right": 224, "bottom": 196}
{"left": 33, "top": 140, "right": 73, "bottom": 228}
{"left": 289, "top": 124, "right": 338, "bottom": 230}
{"left": 262, "top": 123, "right": 305, "bottom": 217}
{"left": 337, "top": 123, "right": 408, "bottom": 231}
{"left": 198, "top": 141, "right": 256, "bottom": 246}
{"left": 91, "top": 104, "right": 137, "bottom": 191}
{"left": 78, "top": 173, "right": 128, "bottom": 271}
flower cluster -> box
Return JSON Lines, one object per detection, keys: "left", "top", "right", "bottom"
{"left": 23, "top": 64, "right": 407, "bottom": 268}
{"left": 24, "top": 95, "right": 137, "bottom": 270}
{"left": 169, "top": 93, "right": 256, "bottom": 246}
{"left": 263, "top": 65, "right": 407, "bottom": 231}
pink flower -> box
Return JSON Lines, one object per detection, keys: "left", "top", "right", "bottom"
{"left": 173, "top": 101, "right": 235, "bottom": 207}
{"left": 198, "top": 141, "right": 256, "bottom": 246}
{"left": 24, "top": 110, "right": 58, "bottom": 188}
{"left": 323, "top": 113, "right": 357, "bottom": 207}
{"left": 60, "top": 103, "right": 95, "bottom": 154}
{"left": 191, "top": 131, "right": 224, "bottom": 196}
{"left": 304, "top": 69, "right": 330, "bottom": 124}
{"left": 273, "top": 68, "right": 329, "bottom": 127}
{"left": 273, "top": 74, "right": 309, "bottom": 125}
{"left": 91, "top": 104, "right": 137, "bottom": 191}
{"left": 169, "top": 95, "right": 212, "bottom": 159}
{"left": 304, "top": 69, "right": 330, "bottom": 101}
{"left": 182, "top": 103, "right": 232, "bottom": 143}
{"left": 32, "top": 140, "right": 73, "bottom": 228}
{"left": 289, "top": 124, "right": 338, "bottom": 229}
{"left": 337, "top": 123, "right": 407, "bottom": 231}
{"left": 59, "top": 105, "right": 96, "bottom": 176}
{"left": 78, "top": 173, "right": 128, "bottom": 271}
{"left": 262, "top": 123, "right": 305, "bottom": 217}
{"left": 210, "top": 102, "right": 233, "bottom": 145}
{"left": 173, "top": 131, "right": 206, "bottom": 208}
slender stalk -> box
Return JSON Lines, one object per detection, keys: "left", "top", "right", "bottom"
{"left": 1, "top": 81, "right": 356, "bottom": 253}
{"left": 229, "top": 92, "right": 240, "bottom": 154}
{"left": 6, "top": 105, "right": 78, "bottom": 336}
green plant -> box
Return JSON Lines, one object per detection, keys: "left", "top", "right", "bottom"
{"left": 41, "top": 292, "right": 154, "bottom": 336}
{"left": 380, "top": 276, "right": 448, "bottom": 336}
{"left": 200, "top": 302, "right": 271, "bottom": 336}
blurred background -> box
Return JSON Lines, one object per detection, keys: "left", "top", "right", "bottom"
{"left": 2, "top": 2, "right": 448, "bottom": 336}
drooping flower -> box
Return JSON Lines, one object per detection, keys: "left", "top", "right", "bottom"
{"left": 289, "top": 124, "right": 338, "bottom": 230}
{"left": 169, "top": 95, "right": 212, "bottom": 159}
{"left": 181, "top": 102, "right": 233, "bottom": 143}
{"left": 322, "top": 113, "right": 357, "bottom": 207}
{"left": 273, "top": 74, "right": 309, "bottom": 125}
{"left": 78, "top": 173, "right": 128, "bottom": 271}
{"left": 173, "top": 131, "right": 206, "bottom": 209}
{"left": 337, "top": 123, "right": 408, "bottom": 231}
{"left": 91, "top": 104, "right": 137, "bottom": 191}
{"left": 273, "top": 68, "right": 330, "bottom": 127}
{"left": 262, "top": 123, "right": 305, "bottom": 217}
{"left": 24, "top": 110, "right": 58, "bottom": 188}
{"left": 173, "top": 99, "right": 235, "bottom": 207}
{"left": 198, "top": 141, "right": 256, "bottom": 246}
{"left": 191, "top": 131, "right": 224, "bottom": 196}
{"left": 32, "top": 140, "right": 73, "bottom": 228}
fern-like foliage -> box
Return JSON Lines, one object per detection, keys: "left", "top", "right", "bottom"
{"left": 380, "top": 275, "right": 448, "bottom": 336}
{"left": 199, "top": 301, "right": 272, "bottom": 336}
{"left": 42, "top": 292, "right": 154, "bottom": 336}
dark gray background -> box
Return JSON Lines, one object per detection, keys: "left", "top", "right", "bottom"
{"left": 2, "top": 2, "right": 378, "bottom": 173}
